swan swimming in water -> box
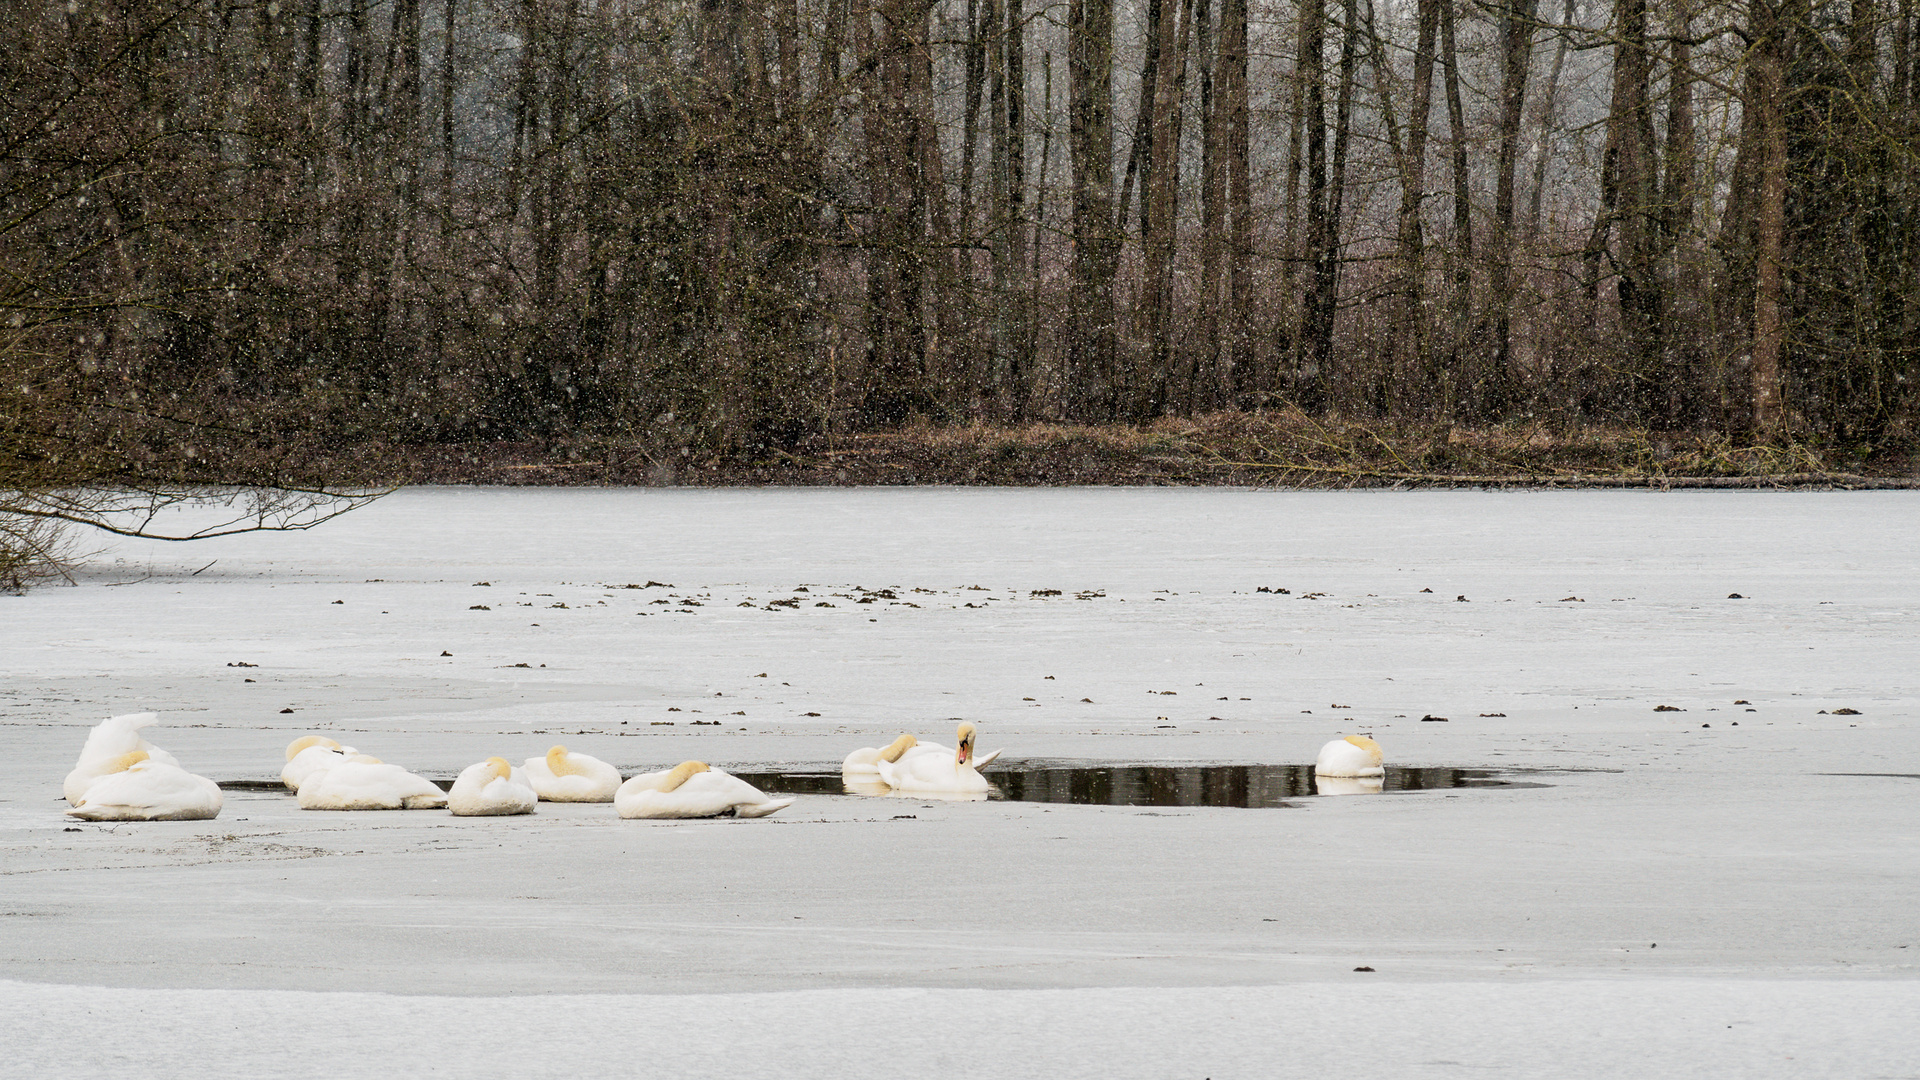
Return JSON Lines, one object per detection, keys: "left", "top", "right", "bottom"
{"left": 297, "top": 757, "right": 448, "bottom": 810}
{"left": 615, "top": 761, "right": 794, "bottom": 819}
{"left": 1314, "top": 735, "right": 1384, "bottom": 778}
{"left": 64, "top": 713, "right": 182, "bottom": 805}
{"left": 66, "top": 751, "right": 223, "bottom": 821}
{"left": 448, "top": 757, "right": 538, "bottom": 816}
{"left": 875, "top": 722, "right": 993, "bottom": 796}
{"left": 281, "top": 735, "right": 361, "bottom": 790}
{"left": 522, "top": 745, "right": 621, "bottom": 802}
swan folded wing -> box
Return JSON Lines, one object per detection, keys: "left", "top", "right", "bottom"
{"left": 523, "top": 747, "right": 621, "bottom": 802}
{"left": 297, "top": 761, "right": 448, "bottom": 810}
{"left": 616, "top": 767, "right": 792, "bottom": 819}
{"left": 66, "top": 761, "right": 222, "bottom": 821}
{"left": 449, "top": 758, "right": 537, "bottom": 816}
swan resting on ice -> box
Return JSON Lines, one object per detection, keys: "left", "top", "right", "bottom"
{"left": 615, "top": 761, "right": 794, "bottom": 819}
{"left": 1314, "top": 735, "right": 1384, "bottom": 778}
{"left": 448, "top": 757, "right": 538, "bottom": 816}
{"left": 64, "top": 713, "right": 182, "bottom": 805}
{"left": 522, "top": 745, "right": 621, "bottom": 802}
{"left": 281, "top": 735, "right": 360, "bottom": 790}
{"left": 66, "top": 751, "right": 223, "bottom": 821}
{"left": 297, "top": 758, "right": 449, "bottom": 810}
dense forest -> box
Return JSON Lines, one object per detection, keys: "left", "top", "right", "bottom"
{"left": 1, "top": 0, "right": 1916, "bottom": 480}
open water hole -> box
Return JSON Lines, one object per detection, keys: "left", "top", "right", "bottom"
{"left": 216, "top": 763, "right": 1545, "bottom": 807}
{"left": 730, "top": 762, "right": 1539, "bottom": 809}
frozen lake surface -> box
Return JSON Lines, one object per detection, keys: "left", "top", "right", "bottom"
{"left": 3, "top": 487, "right": 1916, "bottom": 1077}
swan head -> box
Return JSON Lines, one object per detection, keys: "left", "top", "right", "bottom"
{"left": 285, "top": 735, "right": 341, "bottom": 761}
{"left": 105, "top": 749, "right": 149, "bottom": 773}
{"left": 660, "top": 760, "right": 710, "bottom": 791}
{"left": 483, "top": 757, "right": 513, "bottom": 782}
{"left": 955, "top": 722, "right": 977, "bottom": 765}
{"left": 879, "top": 734, "right": 918, "bottom": 763}
{"left": 546, "top": 745, "right": 589, "bottom": 777}
{"left": 1343, "top": 734, "right": 1383, "bottom": 765}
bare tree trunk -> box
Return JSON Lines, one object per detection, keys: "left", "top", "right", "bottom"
{"left": 1193, "top": 0, "right": 1226, "bottom": 411}
{"left": 1314, "top": 0, "right": 1359, "bottom": 411}
{"left": 1138, "top": 0, "right": 1194, "bottom": 417}
{"left": 1661, "top": 0, "right": 1701, "bottom": 425}
{"left": 439, "top": 0, "right": 458, "bottom": 202}
{"left": 1379, "top": 0, "right": 1436, "bottom": 414}
{"left": 1749, "top": 0, "right": 1788, "bottom": 428}
{"left": 1222, "top": 0, "right": 1253, "bottom": 402}
{"left": 1004, "top": 0, "right": 1030, "bottom": 417}
{"left": 1067, "top": 0, "right": 1118, "bottom": 419}
{"left": 1482, "top": 0, "right": 1534, "bottom": 420}
{"left": 959, "top": 0, "right": 990, "bottom": 240}
{"left": 859, "top": 0, "right": 932, "bottom": 426}
{"left": 1117, "top": 0, "right": 1164, "bottom": 243}
{"left": 1524, "top": 0, "right": 1574, "bottom": 238}
{"left": 1293, "top": 0, "right": 1329, "bottom": 411}
{"left": 1438, "top": 0, "right": 1473, "bottom": 418}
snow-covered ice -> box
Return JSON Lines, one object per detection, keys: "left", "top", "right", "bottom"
{"left": 2, "top": 487, "right": 1916, "bottom": 1077}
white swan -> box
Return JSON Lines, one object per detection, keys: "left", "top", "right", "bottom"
{"left": 615, "top": 761, "right": 794, "bottom": 819}
{"left": 64, "top": 713, "right": 182, "bottom": 805}
{"left": 66, "top": 751, "right": 223, "bottom": 821}
{"left": 448, "top": 757, "right": 538, "bottom": 816}
{"left": 875, "top": 722, "right": 993, "bottom": 796}
{"left": 522, "top": 745, "right": 621, "bottom": 802}
{"left": 281, "top": 735, "right": 361, "bottom": 790}
{"left": 296, "top": 757, "right": 448, "bottom": 810}
{"left": 842, "top": 734, "right": 920, "bottom": 780}
{"left": 1314, "top": 735, "right": 1384, "bottom": 778}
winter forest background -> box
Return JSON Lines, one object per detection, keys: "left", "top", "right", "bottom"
{"left": 2, "top": 0, "right": 1917, "bottom": 493}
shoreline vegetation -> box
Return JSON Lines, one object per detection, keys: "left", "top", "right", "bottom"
{"left": 358, "top": 413, "right": 1920, "bottom": 489}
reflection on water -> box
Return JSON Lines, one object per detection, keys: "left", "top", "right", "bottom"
{"left": 728, "top": 763, "right": 1520, "bottom": 809}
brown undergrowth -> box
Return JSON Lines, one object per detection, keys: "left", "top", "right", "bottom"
{"left": 367, "top": 410, "right": 1920, "bottom": 488}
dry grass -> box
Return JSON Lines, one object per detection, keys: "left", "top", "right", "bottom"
{"left": 370, "top": 409, "right": 1919, "bottom": 488}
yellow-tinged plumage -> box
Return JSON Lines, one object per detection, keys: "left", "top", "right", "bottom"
{"left": 283, "top": 735, "right": 341, "bottom": 761}
{"left": 659, "top": 760, "right": 710, "bottom": 792}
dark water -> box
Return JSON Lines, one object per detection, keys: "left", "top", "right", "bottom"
{"left": 729, "top": 762, "right": 1530, "bottom": 809}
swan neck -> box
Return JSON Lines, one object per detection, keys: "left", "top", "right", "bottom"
{"left": 660, "top": 761, "right": 710, "bottom": 791}
{"left": 879, "top": 734, "right": 918, "bottom": 763}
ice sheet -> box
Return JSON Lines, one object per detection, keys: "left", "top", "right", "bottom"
{"left": 3, "top": 487, "right": 1916, "bottom": 1073}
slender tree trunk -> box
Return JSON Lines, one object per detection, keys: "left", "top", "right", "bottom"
{"left": 1524, "top": 0, "right": 1574, "bottom": 238}
{"left": 439, "top": 0, "right": 458, "bottom": 203}
{"left": 1380, "top": 0, "right": 1435, "bottom": 414}
{"left": 1749, "top": 0, "right": 1788, "bottom": 428}
{"left": 1194, "top": 0, "right": 1226, "bottom": 411}
{"left": 1313, "top": 0, "right": 1359, "bottom": 411}
{"left": 1294, "top": 0, "right": 1329, "bottom": 411}
{"left": 1005, "top": 0, "right": 1030, "bottom": 417}
{"left": 1138, "top": 0, "right": 1194, "bottom": 417}
{"left": 959, "top": 0, "right": 990, "bottom": 240}
{"left": 859, "top": 0, "right": 932, "bottom": 426}
{"left": 1222, "top": 0, "right": 1252, "bottom": 402}
{"left": 1661, "top": 0, "right": 1701, "bottom": 425}
{"left": 1483, "top": 0, "right": 1535, "bottom": 420}
{"left": 1118, "top": 0, "right": 1164, "bottom": 242}
{"left": 1067, "top": 0, "right": 1118, "bottom": 419}
{"left": 1438, "top": 0, "right": 1473, "bottom": 417}
{"left": 1604, "top": 0, "right": 1666, "bottom": 422}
